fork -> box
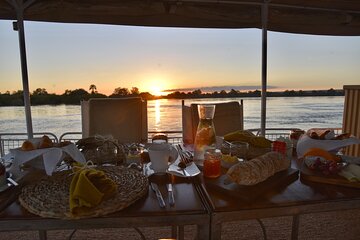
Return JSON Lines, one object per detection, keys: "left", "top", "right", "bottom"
{"left": 175, "top": 145, "right": 191, "bottom": 177}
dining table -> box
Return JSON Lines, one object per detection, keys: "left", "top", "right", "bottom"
{"left": 0, "top": 167, "right": 210, "bottom": 240}
{"left": 195, "top": 152, "right": 360, "bottom": 240}
{"left": 1, "top": 144, "right": 360, "bottom": 240}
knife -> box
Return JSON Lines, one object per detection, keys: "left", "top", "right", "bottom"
{"left": 150, "top": 182, "right": 166, "bottom": 208}
{"left": 167, "top": 183, "right": 175, "bottom": 206}
{"left": 7, "top": 177, "right": 18, "bottom": 186}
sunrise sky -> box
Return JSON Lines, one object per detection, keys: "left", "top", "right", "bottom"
{"left": 1, "top": 20, "right": 359, "bottom": 96}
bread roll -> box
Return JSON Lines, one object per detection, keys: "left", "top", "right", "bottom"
{"left": 58, "top": 141, "right": 72, "bottom": 147}
{"left": 39, "top": 135, "right": 53, "bottom": 149}
{"left": 226, "top": 152, "right": 290, "bottom": 185}
{"left": 21, "top": 140, "right": 36, "bottom": 151}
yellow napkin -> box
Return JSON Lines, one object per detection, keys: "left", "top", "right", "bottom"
{"left": 224, "top": 130, "right": 272, "bottom": 148}
{"left": 69, "top": 167, "right": 117, "bottom": 216}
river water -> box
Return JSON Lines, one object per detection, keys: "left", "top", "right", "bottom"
{"left": 0, "top": 96, "right": 344, "bottom": 138}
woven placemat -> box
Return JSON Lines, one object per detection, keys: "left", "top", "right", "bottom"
{"left": 19, "top": 166, "right": 148, "bottom": 219}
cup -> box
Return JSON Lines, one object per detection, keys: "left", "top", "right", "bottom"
{"left": 148, "top": 143, "right": 171, "bottom": 173}
{"left": 230, "top": 141, "right": 249, "bottom": 160}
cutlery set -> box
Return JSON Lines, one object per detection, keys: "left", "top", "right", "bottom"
{"left": 150, "top": 182, "right": 175, "bottom": 208}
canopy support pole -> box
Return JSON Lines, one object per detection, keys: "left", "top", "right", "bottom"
{"left": 260, "top": 0, "right": 268, "bottom": 137}
{"left": 8, "top": 0, "right": 35, "bottom": 138}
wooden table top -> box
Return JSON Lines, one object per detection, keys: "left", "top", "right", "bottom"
{"left": 198, "top": 156, "right": 360, "bottom": 215}
{"left": 0, "top": 170, "right": 208, "bottom": 224}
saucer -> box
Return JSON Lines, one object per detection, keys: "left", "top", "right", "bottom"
{"left": 147, "top": 162, "right": 168, "bottom": 175}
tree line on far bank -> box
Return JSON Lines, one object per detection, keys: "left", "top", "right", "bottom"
{"left": 0, "top": 85, "right": 344, "bottom": 106}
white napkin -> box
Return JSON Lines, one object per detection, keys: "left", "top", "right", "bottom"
{"left": 10, "top": 143, "right": 86, "bottom": 175}
{"left": 297, "top": 135, "right": 360, "bottom": 158}
{"left": 167, "top": 158, "right": 201, "bottom": 177}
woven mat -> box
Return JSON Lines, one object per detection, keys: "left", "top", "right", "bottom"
{"left": 19, "top": 166, "right": 148, "bottom": 219}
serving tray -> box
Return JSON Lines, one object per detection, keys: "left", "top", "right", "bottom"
{"left": 300, "top": 163, "right": 360, "bottom": 189}
{"left": 205, "top": 168, "right": 299, "bottom": 201}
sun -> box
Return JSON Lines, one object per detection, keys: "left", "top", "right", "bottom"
{"left": 143, "top": 76, "right": 171, "bottom": 96}
{"left": 149, "top": 86, "right": 164, "bottom": 96}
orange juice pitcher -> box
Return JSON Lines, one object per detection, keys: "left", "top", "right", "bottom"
{"left": 194, "top": 104, "right": 216, "bottom": 166}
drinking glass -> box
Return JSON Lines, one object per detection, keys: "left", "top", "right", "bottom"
{"left": 203, "top": 149, "right": 221, "bottom": 178}
{"left": 230, "top": 141, "right": 249, "bottom": 160}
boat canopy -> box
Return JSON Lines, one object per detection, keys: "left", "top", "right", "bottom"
{"left": 1, "top": 0, "right": 359, "bottom": 138}
{"left": 1, "top": 0, "right": 359, "bottom": 36}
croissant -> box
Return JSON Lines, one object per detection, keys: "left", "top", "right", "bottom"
{"left": 226, "top": 152, "right": 290, "bottom": 185}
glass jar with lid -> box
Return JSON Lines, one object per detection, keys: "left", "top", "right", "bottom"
{"left": 203, "top": 149, "right": 221, "bottom": 178}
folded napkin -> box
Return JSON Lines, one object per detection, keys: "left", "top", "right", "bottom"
{"left": 9, "top": 143, "right": 86, "bottom": 176}
{"left": 69, "top": 166, "right": 117, "bottom": 216}
{"left": 297, "top": 135, "right": 360, "bottom": 158}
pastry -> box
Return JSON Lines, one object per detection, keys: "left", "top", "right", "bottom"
{"left": 333, "top": 133, "right": 351, "bottom": 140}
{"left": 58, "top": 141, "right": 72, "bottom": 147}
{"left": 21, "top": 140, "right": 36, "bottom": 151}
{"left": 39, "top": 135, "right": 53, "bottom": 148}
{"left": 226, "top": 152, "right": 290, "bottom": 185}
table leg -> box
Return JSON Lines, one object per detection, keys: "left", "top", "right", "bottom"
{"left": 178, "top": 225, "right": 184, "bottom": 240}
{"left": 198, "top": 223, "right": 210, "bottom": 240}
{"left": 171, "top": 225, "right": 177, "bottom": 239}
{"left": 210, "top": 223, "right": 221, "bottom": 240}
{"left": 256, "top": 219, "right": 268, "bottom": 240}
{"left": 291, "top": 214, "right": 300, "bottom": 240}
{"left": 38, "top": 230, "right": 47, "bottom": 240}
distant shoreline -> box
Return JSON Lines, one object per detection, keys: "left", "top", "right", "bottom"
{"left": 0, "top": 88, "right": 343, "bottom": 106}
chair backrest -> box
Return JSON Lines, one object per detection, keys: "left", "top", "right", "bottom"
{"left": 182, "top": 100, "right": 244, "bottom": 144}
{"left": 81, "top": 97, "right": 148, "bottom": 143}
{"left": 343, "top": 85, "right": 360, "bottom": 157}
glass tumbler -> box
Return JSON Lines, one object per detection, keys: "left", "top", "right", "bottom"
{"left": 230, "top": 141, "right": 249, "bottom": 160}
{"left": 203, "top": 149, "right": 221, "bottom": 178}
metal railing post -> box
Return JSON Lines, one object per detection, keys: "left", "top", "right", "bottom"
{"left": 8, "top": 0, "right": 35, "bottom": 139}
{"left": 260, "top": 0, "right": 269, "bottom": 137}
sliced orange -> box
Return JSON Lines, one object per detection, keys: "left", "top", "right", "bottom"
{"left": 303, "top": 148, "right": 341, "bottom": 162}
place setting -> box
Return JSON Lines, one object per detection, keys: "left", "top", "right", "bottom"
{"left": 141, "top": 142, "right": 200, "bottom": 178}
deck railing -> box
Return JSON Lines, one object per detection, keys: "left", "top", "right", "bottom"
{"left": 0, "top": 128, "right": 343, "bottom": 157}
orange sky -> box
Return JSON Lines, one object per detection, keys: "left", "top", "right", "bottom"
{"left": 1, "top": 21, "right": 359, "bottom": 96}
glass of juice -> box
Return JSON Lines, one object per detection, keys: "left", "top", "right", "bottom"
{"left": 203, "top": 149, "right": 221, "bottom": 178}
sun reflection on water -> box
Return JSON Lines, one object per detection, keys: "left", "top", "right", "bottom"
{"left": 154, "top": 99, "right": 161, "bottom": 130}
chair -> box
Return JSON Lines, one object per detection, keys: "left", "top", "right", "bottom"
{"left": 343, "top": 85, "right": 360, "bottom": 156}
{"left": 182, "top": 100, "right": 244, "bottom": 144}
{"left": 81, "top": 97, "right": 148, "bottom": 143}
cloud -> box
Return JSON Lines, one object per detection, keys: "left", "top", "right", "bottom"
{"left": 164, "top": 85, "right": 278, "bottom": 93}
